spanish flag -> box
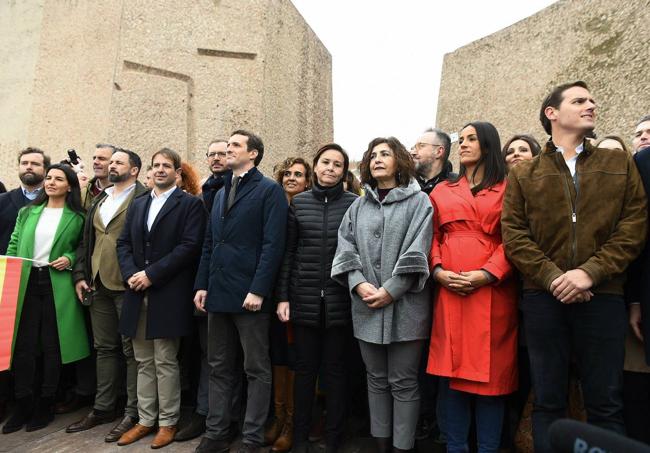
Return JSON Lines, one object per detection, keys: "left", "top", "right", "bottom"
{"left": 0, "top": 257, "right": 23, "bottom": 371}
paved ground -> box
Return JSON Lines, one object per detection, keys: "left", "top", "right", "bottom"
{"left": 0, "top": 406, "right": 444, "bottom": 452}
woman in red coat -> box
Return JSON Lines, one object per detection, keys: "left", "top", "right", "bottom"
{"left": 427, "top": 121, "right": 517, "bottom": 453}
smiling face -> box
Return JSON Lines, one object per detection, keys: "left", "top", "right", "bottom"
{"left": 151, "top": 153, "right": 179, "bottom": 191}
{"left": 504, "top": 139, "right": 534, "bottom": 169}
{"left": 458, "top": 125, "right": 482, "bottom": 167}
{"left": 282, "top": 163, "right": 309, "bottom": 197}
{"left": 369, "top": 143, "right": 397, "bottom": 182}
{"left": 226, "top": 134, "right": 257, "bottom": 172}
{"left": 44, "top": 168, "right": 71, "bottom": 199}
{"left": 314, "top": 149, "right": 346, "bottom": 187}
{"left": 547, "top": 86, "right": 596, "bottom": 135}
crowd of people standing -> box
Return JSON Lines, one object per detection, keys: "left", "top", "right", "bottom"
{"left": 1, "top": 81, "right": 650, "bottom": 453}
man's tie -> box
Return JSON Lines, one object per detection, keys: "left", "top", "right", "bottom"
{"left": 227, "top": 176, "right": 240, "bottom": 211}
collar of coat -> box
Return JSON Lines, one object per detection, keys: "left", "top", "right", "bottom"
{"left": 363, "top": 177, "right": 422, "bottom": 204}
{"left": 311, "top": 180, "right": 344, "bottom": 201}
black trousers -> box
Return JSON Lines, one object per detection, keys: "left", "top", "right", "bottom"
{"left": 623, "top": 370, "right": 650, "bottom": 443}
{"left": 521, "top": 290, "right": 626, "bottom": 453}
{"left": 293, "top": 323, "right": 350, "bottom": 447}
{"left": 13, "top": 268, "right": 61, "bottom": 399}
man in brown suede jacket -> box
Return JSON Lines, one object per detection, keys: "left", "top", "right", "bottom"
{"left": 502, "top": 81, "right": 647, "bottom": 453}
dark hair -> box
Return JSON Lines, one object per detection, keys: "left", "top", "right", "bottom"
{"left": 345, "top": 170, "right": 362, "bottom": 195}
{"left": 539, "top": 81, "right": 589, "bottom": 135}
{"left": 312, "top": 143, "right": 350, "bottom": 180}
{"left": 96, "top": 143, "right": 116, "bottom": 153}
{"left": 501, "top": 134, "right": 542, "bottom": 161}
{"left": 595, "top": 135, "right": 630, "bottom": 153}
{"left": 359, "top": 137, "right": 415, "bottom": 188}
{"left": 454, "top": 121, "right": 506, "bottom": 195}
{"left": 274, "top": 157, "right": 312, "bottom": 188}
{"left": 636, "top": 115, "right": 650, "bottom": 127}
{"left": 18, "top": 147, "right": 51, "bottom": 168}
{"left": 151, "top": 147, "right": 181, "bottom": 170}
{"left": 31, "top": 164, "right": 84, "bottom": 214}
{"left": 113, "top": 147, "right": 142, "bottom": 175}
{"left": 424, "top": 127, "right": 452, "bottom": 162}
{"left": 231, "top": 129, "right": 264, "bottom": 166}
{"left": 179, "top": 162, "right": 201, "bottom": 196}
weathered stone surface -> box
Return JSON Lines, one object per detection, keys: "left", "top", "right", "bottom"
{"left": 436, "top": 0, "right": 650, "bottom": 167}
{"left": 0, "top": 0, "right": 332, "bottom": 188}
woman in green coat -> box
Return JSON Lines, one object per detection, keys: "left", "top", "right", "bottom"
{"left": 3, "top": 164, "right": 89, "bottom": 434}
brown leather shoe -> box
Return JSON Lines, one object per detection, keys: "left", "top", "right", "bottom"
{"left": 106, "top": 415, "right": 138, "bottom": 442}
{"left": 116, "top": 423, "right": 155, "bottom": 446}
{"left": 151, "top": 425, "right": 177, "bottom": 449}
{"left": 66, "top": 410, "right": 116, "bottom": 433}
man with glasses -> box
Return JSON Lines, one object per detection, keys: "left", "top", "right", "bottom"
{"left": 410, "top": 128, "right": 455, "bottom": 195}
{"left": 201, "top": 139, "right": 230, "bottom": 212}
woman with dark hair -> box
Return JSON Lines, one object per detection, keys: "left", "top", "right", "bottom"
{"left": 275, "top": 144, "right": 355, "bottom": 453}
{"left": 427, "top": 122, "right": 517, "bottom": 452}
{"left": 343, "top": 170, "right": 362, "bottom": 195}
{"left": 332, "top": 137, "right": 433, "bottom": 453}
{"left": 3, "top": 164, "right": 89, "bottom": 434}
{"left": 502, "top": 134, "right": 541, "bottom": 170}
{"left": 264, "top": 156, "right": 312, "bottom": 452}
{"left": 596, "top": 135, "right": 631, "bottom": 153}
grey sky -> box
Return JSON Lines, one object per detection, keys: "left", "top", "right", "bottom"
{"left": 291, "top": 0, "right": 557, "bottom": 160}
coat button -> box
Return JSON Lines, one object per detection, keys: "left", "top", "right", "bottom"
{"left": 374, "top": 232, "right": 381, "bottom": 238}
{"left": 145, "top": 260, "right": 150, "bottom": 265}
{"left": 375, "top": 263, "right": 380, "bottom": 269}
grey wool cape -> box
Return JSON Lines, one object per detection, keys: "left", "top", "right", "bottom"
{"left": 331, "top": 177, "right": 434, "bottom": 344}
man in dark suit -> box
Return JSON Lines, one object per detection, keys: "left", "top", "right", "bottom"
{"left": 0, "top": 147, "right": 49, "bottom": 421}
{"left": 0, "top": 147, "right": 50, "bottom": 253}
{"left": 115, "top": 148, "right": 206, "bottom": 449}
{"left": 194, "top": 130, "right": 288, "bottom": 453}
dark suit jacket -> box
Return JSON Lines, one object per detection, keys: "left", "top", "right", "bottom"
{"left": 195, "top": 167, "right": 288, "bottom": 313}
{"left": 117, "top": 187, "right": 206, "bottom": 339}
{"left": 632, "top": 147, "right": 650, "bottom": 363}
{"left": 0, "top": 188, "right": 31, "bottom": 253}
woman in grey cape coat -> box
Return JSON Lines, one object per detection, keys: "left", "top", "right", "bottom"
{"left": 331, "top": 137, "right": 433, "bottom": 453}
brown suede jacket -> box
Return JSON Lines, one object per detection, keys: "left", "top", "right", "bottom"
{"left": 502, "top": 139, "right": 648, "bottom": 295}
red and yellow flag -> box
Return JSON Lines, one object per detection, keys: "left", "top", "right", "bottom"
{"left": 0, "top": 256, "right": 23, "bottom": 371}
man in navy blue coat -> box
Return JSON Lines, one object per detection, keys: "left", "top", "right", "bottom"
{"left": 116, "top": 148, "right": 206, "bottom": 449}
{"left": 194, "top": 130, "right": 288, "bottom": 453}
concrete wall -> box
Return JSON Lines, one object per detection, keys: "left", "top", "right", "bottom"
{"left": 436, "top": 0, "right": 650, "bottom": 167}
{"left": 0, "top": 0, "right": 332, "bottom": 188}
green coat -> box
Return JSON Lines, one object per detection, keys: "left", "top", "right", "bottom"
{"left": 7, "top": 203, "right": 89, "bottom": 364}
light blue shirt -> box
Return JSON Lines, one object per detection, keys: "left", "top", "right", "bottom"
{"left": 22, "top": 186, "right": 41, "bottom": 200}
{"left": 556, "top": 142, "right": 584, "bottom": 177}
{"left": 147, "top": 186, "right": 177, "bottom": 231}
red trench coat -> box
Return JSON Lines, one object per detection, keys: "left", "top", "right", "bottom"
{"left": 427, "top": 178, "right": 518, "bottom": 396}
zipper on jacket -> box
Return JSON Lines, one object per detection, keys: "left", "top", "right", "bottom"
{"left": 320, "top": 195, "right": 329, "bottom": 326}
{"left": 558, "top": 153, "right": 579, "bottom": 268}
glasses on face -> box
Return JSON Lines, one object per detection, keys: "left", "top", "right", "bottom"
{"left": 414, "top": 142, "right": 443, "bottom": 150}
{"left": 206, "top": 151, "right": 227, "bottom": 159}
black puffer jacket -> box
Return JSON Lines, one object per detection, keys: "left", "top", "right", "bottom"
{"left": 276, "top": 181, "right": 357, "bottom": 328}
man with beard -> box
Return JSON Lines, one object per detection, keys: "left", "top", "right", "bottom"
{"left": 0, "top": 147, "right": 50, "bottom": 421}
{"left": 65, "top": 149, "right": 149, "bottom": 442}
{"left": 81, "top": 144, "right": 115, "bottom": 209}
{"left": 202, "top": 139, "right": 230, "bottom": 212}
{"left": 410, "top": 128, "right": 455, "bottom": 195}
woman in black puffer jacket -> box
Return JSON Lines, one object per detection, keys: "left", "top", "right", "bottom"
{"left": 276, "top": 143, "right": 357, "bottom": 453}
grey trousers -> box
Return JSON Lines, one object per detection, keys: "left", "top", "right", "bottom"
{"left": 206, "top": 312, "right": 271, "bottom": 446}
{"left": 89, "top": 282, "right": 137, "bottom": 417}
{"left": 131, "top": 298, "right": 181, "bottom": 427}
{"left": 358, "top": 339, "right": 423, "bottom": 450}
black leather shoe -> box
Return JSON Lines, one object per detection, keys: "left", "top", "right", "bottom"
{"left": 54, "top": 393, "right": 94, "bottom": 415}
{"left": 194, "top": 436, "right": 230, "bottom": 453}
{"left": 2, "top": 396, "right": 33, "bottom": 434}
{"left": 104, "top": 414, "right": 138, "bottom": 442}
{"left": 66, "top": 410, "right": 116, "bottom": 433}
{"left": 236, "top": 443, "right": 261, "bottom": 453}
{"left": 175, "top": 412, "right": 206, "bottom": 441}
{"left": 25, "top": 397, "right": 54, "bottom": 432}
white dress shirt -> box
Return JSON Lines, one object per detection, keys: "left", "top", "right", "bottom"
{"left": 556, "top": 142, "right": 584, "bottom": 177}
{"left": 99, "top": 184, "right": 136, "bottom": 227}
{"left": 147, "top": 186, "right": 177, "bottom": 231}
